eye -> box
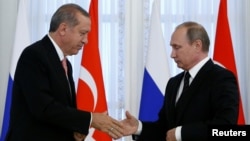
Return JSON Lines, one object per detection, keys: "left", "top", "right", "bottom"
{"left": 172, "top": 45, "right": 181, "bottom": 50}
{"left": 80, "top": 32, "right": 86, "bottom": 36}
{"left": 80, "top": 31, "right": 88, "bottom": 36}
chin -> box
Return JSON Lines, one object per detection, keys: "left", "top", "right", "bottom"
{"left": 72, "top": 52, "right": 78, "bottom": 55}
{"left": 177, "top": 64, "right": 183, "bottom": 69}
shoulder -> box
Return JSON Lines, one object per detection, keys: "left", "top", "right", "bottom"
{"left": 21, "top": 35, "right": 53, "bottom": 58}
{"left": 205, "top": 62, "right": 238, "bottom": 89}
{"left": 199, "top": 59, "right": 235, "bottom": 78}
{"left": 211, "top": 61, "right": 235, "bottom": 77}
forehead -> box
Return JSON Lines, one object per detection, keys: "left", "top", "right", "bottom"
{"left": 170, "top": 27, "right": 188, "bottom": 45}
{"left": 75, "top": 13, "right": 91, "bottom": 30}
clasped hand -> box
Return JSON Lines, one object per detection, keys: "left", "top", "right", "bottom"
{"left": 91, "top": 112, "right": 124, "bottom": 139}
{"left": 74, "top": 111, "right": 140, "bottom": 141}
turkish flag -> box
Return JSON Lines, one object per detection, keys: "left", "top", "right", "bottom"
{"left": 76, "top": 0, "right": 112, "bottom": 140}
{"left": 213, "top": 0, "right": 245, "bottom": 124}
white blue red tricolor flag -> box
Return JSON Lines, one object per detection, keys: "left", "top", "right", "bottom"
{"left": 139, "top": 0, "right": 170, "bottom": 121}
{"left": 0, "top": 0, "right": 31, "bottom": 140}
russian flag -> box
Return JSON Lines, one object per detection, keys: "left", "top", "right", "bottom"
{"left": 0, "top": 0, "right": 31, "bottom": 140}
{"left": 139, "top": 0, "right": 170, "bottom": 121}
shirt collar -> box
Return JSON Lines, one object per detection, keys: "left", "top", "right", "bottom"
{"left": 48, "top": 34, "right": 65, "bottom": 61}
{"left": 188, "top": 56, "right": 209, "bottom": 79}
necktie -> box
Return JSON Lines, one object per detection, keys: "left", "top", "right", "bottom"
{"left": 62, "top": 57, "right": 72, "bottom": 99}
{"left": 62, "top": 58, "right": 68, "bottom": 75}
{"left": 176, "top": 71, "right": 190, "bottom": 104}
{"left": 175, "top": 71, "right": 190, "bottom": 114}
{"left": 182, "top": 71, "right": 190, "bottom": 94}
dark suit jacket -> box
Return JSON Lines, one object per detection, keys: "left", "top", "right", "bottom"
{"left": 6, "top": 35, "right": 91, "bottom": 141}
{"left": 136, "top": 59, "right": 239, "bottom": 141}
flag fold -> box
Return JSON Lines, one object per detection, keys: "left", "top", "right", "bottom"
{"left": 139, "top": 0, "right": 170, "bottom": 121}
{"left": 213, "top": 0, "right": 245, "bottom": 124}
{"left": 0, "top": 0, "right": 31, "bottom": 140}
{"left": 76, "top": 0, "right": 112, "bottom": 140}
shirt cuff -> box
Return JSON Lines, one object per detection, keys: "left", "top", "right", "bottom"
{"left": 175, "top": 126, "right": 182, "bottom": 141}
{"left": 89, "top": 112, "right": 92, "bottom": 127}
{"left": 135, "top": 120, "right": 142, "bottom": 134}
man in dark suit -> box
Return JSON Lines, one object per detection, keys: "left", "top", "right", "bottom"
{"left": 121, "top": 21, "right": 239, "bottom": 141}
{"left": 6, "top": 3, "right": 123, "bottom": 141}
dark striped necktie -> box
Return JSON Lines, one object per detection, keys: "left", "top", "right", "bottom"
{"left": 182, "top": 71, "right": 190, "bottom": 93}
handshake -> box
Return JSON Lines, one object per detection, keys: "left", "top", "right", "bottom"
{"left": 74, "top": 111, "right": 138, "bottom": 141}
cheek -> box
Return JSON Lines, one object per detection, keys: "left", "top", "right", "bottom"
{"left": 68, "top": 36, "right": 79, "bottom": 46}
{"left": 63, "top": 34, "right": 73, "bottom": 44}
{"left": 177, "top": 50, "right": 186, "bottom": 58}
{"left": 66, "top": 31, "right": 79, "bottom": 42}
{"left": 179, "top": 51, "right": 190, "bottom": 62}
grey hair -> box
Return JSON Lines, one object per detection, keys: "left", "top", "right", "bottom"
{"left": 49, "top": 3, "right": 89, "bottom": 32}
{"left": 176, "top": 21, "right": 210, "bottom": 52}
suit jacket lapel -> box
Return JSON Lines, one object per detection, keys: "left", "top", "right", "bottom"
{"left": 175, "top": 59, "right": 214, "bottom": 124}
{"left": 66, "top": 59, "right": 76, "bottom": 106}
{"left": 165, "top": 73, "right": 184, "bottom": 127}
{"left": 41, "top": 35, "right": 74, "bottom": 105}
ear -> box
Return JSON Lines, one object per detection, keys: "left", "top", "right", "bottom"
{"left": 193, "top": 39, "right": 202, "bottom": 51}
{"left": 58, "top": 23, "right": 67, "bottom": 36}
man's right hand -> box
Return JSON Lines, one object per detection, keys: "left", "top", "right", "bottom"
{"left": 120, "top": 111, "right": 139, "bottom": 136}
{"left": 91, "top": 111, "right": 124, "bottom": 139}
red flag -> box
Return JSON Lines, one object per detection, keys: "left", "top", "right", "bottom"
{"left": 76, "top": 0, "right": 112, "bottom": 140}
{"left": 213, "top": 0, "right": 245, "bottom": 124}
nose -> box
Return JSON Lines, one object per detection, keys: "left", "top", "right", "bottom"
{"left": 82, "top": 34, "right": 88, "bottom": 45}
{"left": 170, "top": 50, "right": 175, "bottom": 58}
